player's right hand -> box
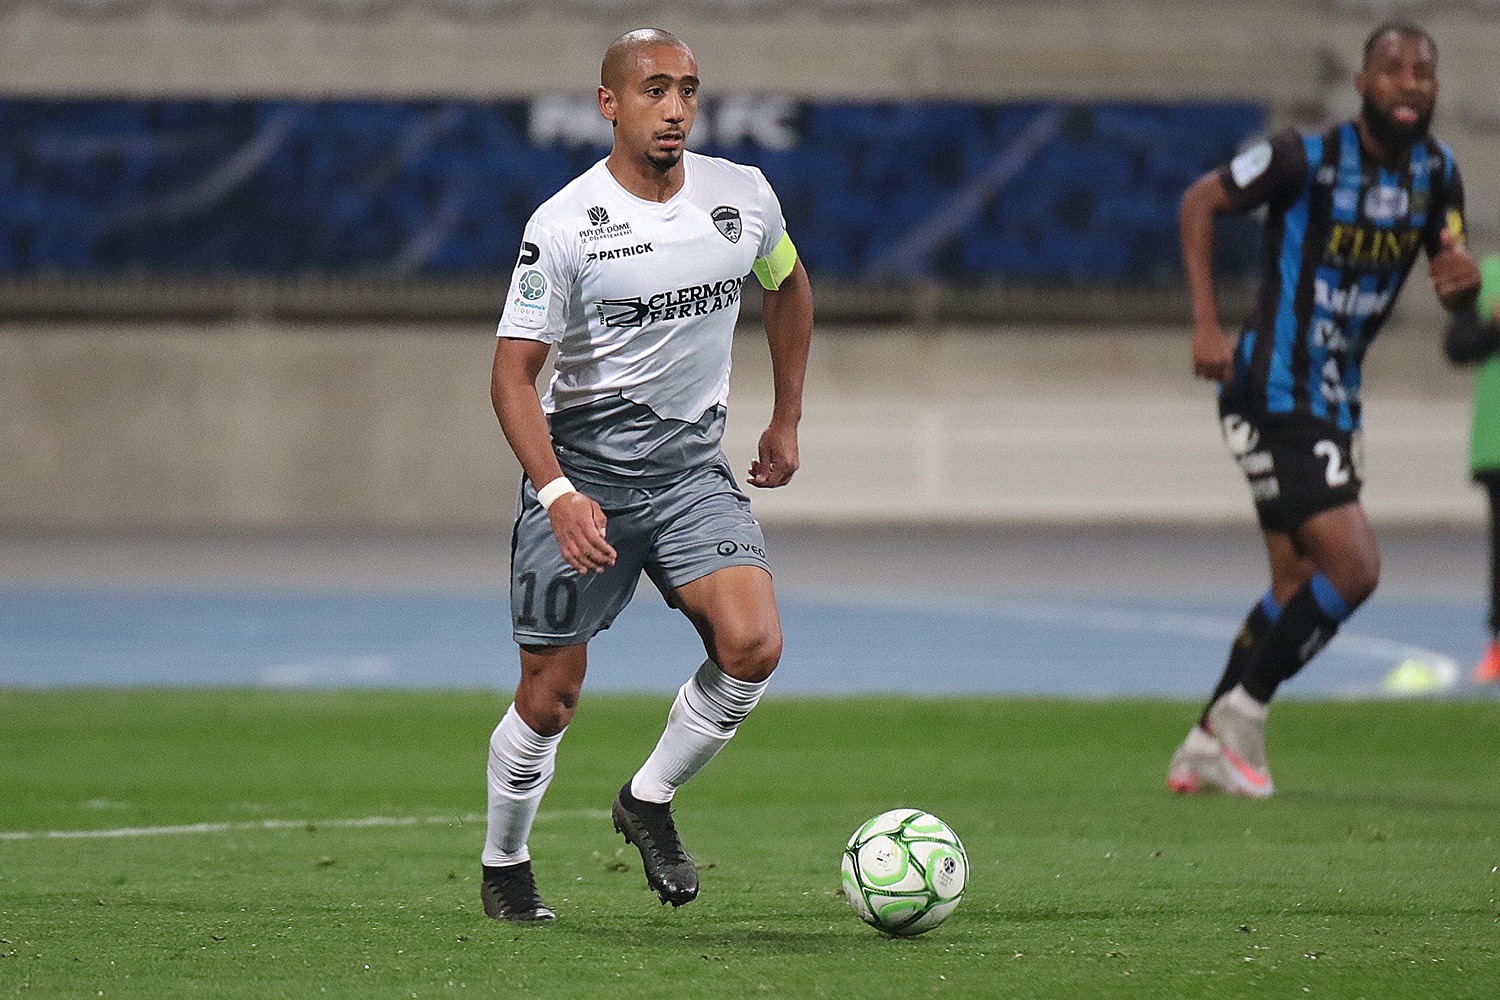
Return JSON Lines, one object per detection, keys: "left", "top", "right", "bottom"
{"left": 1191, "top": 323, "right": 1235, "bottom": 384}
{"left": 547, "top": 492, "right": 616, "bottom": 574}
{"left": 1430, "top": 228, "right": 1481, "bottom": 309}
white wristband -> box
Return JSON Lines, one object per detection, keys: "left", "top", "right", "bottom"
{"left": 536, "top": 476, "right": 577, "bottom": 511}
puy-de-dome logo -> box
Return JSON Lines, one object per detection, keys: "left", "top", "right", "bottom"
{"left": 518, "top": 270, "right": 547, "bottom": 300}
{"left": 587, "top": 205, "right": 610, "bottom": 227}
{"left": 711, "top": 205, "right": 741, "bottom": 243}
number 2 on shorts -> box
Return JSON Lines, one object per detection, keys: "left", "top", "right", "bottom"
{"left": 1312, "top": 439, "right": 1350, "bottom": 488}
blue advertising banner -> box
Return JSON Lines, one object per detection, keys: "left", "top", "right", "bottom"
{"left": 0, "top": 97, "right": 1262, "bottom": 283}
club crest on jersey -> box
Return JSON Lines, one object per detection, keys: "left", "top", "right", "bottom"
{"left": 711, "top": 205, "right": 742, "bottom": 243}
{"left": 587, "top": 205, "right": 610, "bottom": 227}
{"left": 1363, "top": 185, "right": 1409, "bottom": 222}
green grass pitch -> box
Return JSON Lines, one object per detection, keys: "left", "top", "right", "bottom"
{"left": 2, "top": 690, "right": 1497, "bottom": 998}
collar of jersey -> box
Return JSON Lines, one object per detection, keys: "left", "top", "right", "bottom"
{"left": 600, "top": 150, "right": 696, "bottom": 208}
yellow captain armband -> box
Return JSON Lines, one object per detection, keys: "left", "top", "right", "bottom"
{"left": 752, "top": 232, "right": 798, "bottom": 290}
{"left": 1446, "top": 208, "right": 1465, "bottom": 244}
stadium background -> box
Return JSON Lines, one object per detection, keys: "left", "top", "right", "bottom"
{"left": 2, "top": 0, "right": 1497, "bottom": 533}
{"left": 4, "top": 13, "right": 1497, "bottom": 995}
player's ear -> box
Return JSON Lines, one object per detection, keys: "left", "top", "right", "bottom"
{"left": 597, "top": 85, "right": 617, "bottom": 124}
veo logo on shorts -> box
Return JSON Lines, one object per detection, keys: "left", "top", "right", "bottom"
{"left": 717, "top": 540, "right": 765, "bottom": 559}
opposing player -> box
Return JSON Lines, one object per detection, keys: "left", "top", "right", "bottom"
{"left": 1168, "top": 21, "right": 1480, "bottom": 797}
{"left": 480, "top": 29, "right": 813, "bottom": 920}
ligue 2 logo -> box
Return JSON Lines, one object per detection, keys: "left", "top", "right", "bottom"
{"left": 518, "top": 270, "right": 547, "bottom": 300}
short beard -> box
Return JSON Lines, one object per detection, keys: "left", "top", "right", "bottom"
{"left": 645, "top": 148, "right": 683, "bottom": 173}
{"left": 1360, "top": 94, "right": 1432, "bottom": 156}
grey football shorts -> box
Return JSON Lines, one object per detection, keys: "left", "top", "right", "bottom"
{"left": 509, "top": 459, "right": 770, "bottom": 646}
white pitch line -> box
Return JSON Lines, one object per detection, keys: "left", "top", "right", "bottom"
{"left": 0, "top": 808, "right": 610, "bottom": 843}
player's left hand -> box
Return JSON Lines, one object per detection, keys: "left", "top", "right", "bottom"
{"left": 1430, "top": 228, "right": 1482, "bottom": 309}
{"left": 748, "top": 422, "right": 799, "bottom": 488}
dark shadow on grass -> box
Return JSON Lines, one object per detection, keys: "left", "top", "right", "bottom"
{"left": 544, "top": 920, "right": 884, "bottom": 952}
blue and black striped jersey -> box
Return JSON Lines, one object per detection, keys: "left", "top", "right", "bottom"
{"left": 1219, "top": 121, "right": 1465, "bottom": 430}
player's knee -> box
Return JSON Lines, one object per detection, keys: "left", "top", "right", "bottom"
{"left": 514, "top": 688, "right": 577, "bottom": 737}
{"left": 714, "top": 622, "right": 782, "bottom": 683}
{"left": 1327, "top": 552, "right": 1380, "bottom": 610}
{"left": 516, "top": 651, "right": 584, "bottom": 735}
{"left": 1270, "top": 567, "right": 1315, "bottom": 607}
{"left": 1343, "top": 556, "right": 1380, "bottom": 608}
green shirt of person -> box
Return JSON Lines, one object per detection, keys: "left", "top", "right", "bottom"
{"left": 1470, "top": 256, "right": 1500, "bottom": 477}
{"left": 1449, "top": 253, "right": 1500, "bottom": 682}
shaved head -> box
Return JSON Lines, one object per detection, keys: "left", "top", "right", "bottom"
{"left": 601, "top": 28, "right": 692, "bottom": 91}
{"left": 1362, "top": 20, "right": 1436, "bottom": 68}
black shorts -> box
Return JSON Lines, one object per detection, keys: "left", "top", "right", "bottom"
{"left": 1218, "top": 390, "right": 1363, "bottom": 535}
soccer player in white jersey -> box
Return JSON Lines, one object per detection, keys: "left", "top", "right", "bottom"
{"left": 480, "top": 28, "right": 814, "bottom": 921}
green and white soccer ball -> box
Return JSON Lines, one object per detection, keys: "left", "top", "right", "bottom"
{"left": 841, "top": 808, "right": 968, "bottom": 937}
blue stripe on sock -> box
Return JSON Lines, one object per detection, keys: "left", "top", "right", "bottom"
{"left": 1259, "top": 590, "right": 1283, "bottom": 623}
{"left": 1309, "top": 573, "right": 1353, "bottom": 622}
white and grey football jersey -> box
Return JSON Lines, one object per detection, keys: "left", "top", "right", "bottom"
{"left": 497, "top": 151, "right": 788, "bottom": 483}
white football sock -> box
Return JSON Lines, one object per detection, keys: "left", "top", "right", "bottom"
{"left": 482, "top": 704, "right": 564, "bottom": 867}
{"left": 630, "top": 659, "right": 769, "bottom": 804}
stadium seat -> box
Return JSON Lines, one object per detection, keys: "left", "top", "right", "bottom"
{"left": 0, "top": 88, "right": 1270, "bottom": 287}
{"left": 790, "top": 231, "right": 853, "bottom": 275}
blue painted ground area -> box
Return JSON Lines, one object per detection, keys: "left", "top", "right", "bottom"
{"left": 0, "top": 586, "right": 1487, "bottom": 700}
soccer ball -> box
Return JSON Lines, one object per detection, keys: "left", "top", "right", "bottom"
{"left": 841, "top": 808, "right": 967, "bottom": 937}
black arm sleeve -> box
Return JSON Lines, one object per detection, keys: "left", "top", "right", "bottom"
{"left": 1422, "top": 148, "right": 1466, "bottom": 260}
{"left": 1444, "top": 310, "right": 1500, "bottom": 366}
